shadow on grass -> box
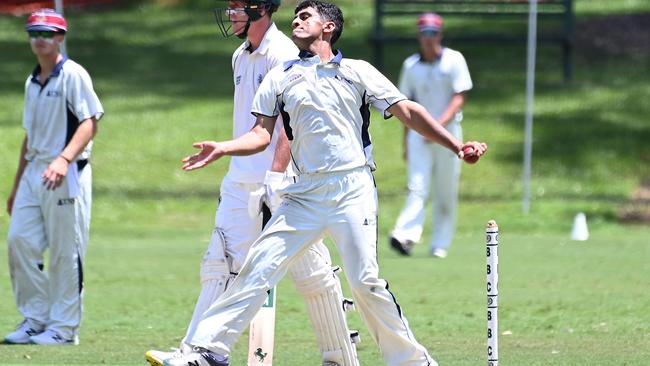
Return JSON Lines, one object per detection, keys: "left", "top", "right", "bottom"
{"left": 94, "top": 185, "right": 219, "bottom": 200}
{"left": 1, "top": 3, "right": 648, "bottom": 204}
{"left": 495, "top": 72, "right": 649, "bottom": 179}
{"left": 0, "top": 2, "right": 237, "bottom": 105}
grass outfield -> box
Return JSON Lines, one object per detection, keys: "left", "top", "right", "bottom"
{"left": 0, "top": 229, "right": 648, "bottom": 365}
{"left": 1, "top": 0, "right": 649, "bottom": 364}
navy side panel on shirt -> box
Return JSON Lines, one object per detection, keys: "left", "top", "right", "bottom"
{"left": 359, "top": 91, "right": 371, "bottom": 149}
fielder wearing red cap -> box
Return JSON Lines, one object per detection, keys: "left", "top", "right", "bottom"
{"left": 4, "top": 8, "right": 103, "bottom": 346}
{"left": 417, "top": 12, "right": 443, "bottom": 35}
{"left": 25, "top": 8, "right": 68, "bottom": 33}
{"left": 390, "top": 12, "right": 474, "bottom": 259}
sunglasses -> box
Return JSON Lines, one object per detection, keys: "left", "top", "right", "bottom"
{"left": 28, "top": 31, "right": 57, "bottom": 39}
{"left": 419, "top": 30, "right": 440, "bottom": 37}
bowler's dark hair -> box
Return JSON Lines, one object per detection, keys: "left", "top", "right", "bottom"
{"left": 295, "top": 0, "right": 344, "bottom": 46}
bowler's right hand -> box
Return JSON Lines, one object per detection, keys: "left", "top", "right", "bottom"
{"left": 182, "top": 141, "right": 224, "bottom": 171}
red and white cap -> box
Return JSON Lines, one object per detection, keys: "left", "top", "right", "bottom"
{"left": 26, "top": 9, "right": 68, "bottom": 33}
{"left": 417, "top": 12, "right": 443, "bottom": 34}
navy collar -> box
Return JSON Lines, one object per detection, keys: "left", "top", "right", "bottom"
{"left": 297, "top": 49, "right": 342, "bottom": 64}
{"left": 418, "top": 48, "right": 444, "bottom": 63}
{"left": 285, "top": 49, "right": 342, "bottom": 71}
{"left": 30, "top": 56, "right": 68, "bottom": 84}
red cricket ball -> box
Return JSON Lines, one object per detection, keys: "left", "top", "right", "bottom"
{"left": 463, "top": 146, "right": 479, "bottom": 164}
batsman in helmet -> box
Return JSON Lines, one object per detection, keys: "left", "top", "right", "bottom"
{"left": 145, "top": 1, "right": 359, "bottom": 365}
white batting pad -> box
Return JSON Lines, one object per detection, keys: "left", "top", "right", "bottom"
{"left": 184, "top": 228, "right": 234, "bottom": 344}
{"left": 289, "top": 243, "right": 360, "bottom": 366}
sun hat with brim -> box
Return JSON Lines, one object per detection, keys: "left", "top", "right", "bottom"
{"left": 26, "top": 9, "right": 67, "bottom": 33}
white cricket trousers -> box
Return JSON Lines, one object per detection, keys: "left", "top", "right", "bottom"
{"left": 190, "top": 167, "right": 435, "bottom": 366}
{"left": 7, "top": 160, "right": 91, "bottom": 340}
{"left": 393, "top": 123, "right": 462, "bottom": 250}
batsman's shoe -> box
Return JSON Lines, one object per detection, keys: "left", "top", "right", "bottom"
{"left": 3, "top": 319, "right": 45, "bottom": 344}
{"left": 28, "top": 329, "right": 78, "bottom": 345}
{"left": 389, "top": 236, "right": 414, "bottom": 256}
{"left": 146, "top": 346, "right": 229, "bottom": 366}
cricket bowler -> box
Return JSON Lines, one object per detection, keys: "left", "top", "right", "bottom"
{"left": 145, "top": 1, "right": 358, "bottom": 365}
{"left": 157, "top": 1, "right": 487, "bottom": 365}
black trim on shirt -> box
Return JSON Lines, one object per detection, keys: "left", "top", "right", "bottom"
{"left": 65, "top": 104, "right": 89, "bottom": 172}
{"left": 359, "top": 91, "right": 372, "bottom": 149}
{"left": 65, "top": 105, "right": 80, "bottom": 147}
{"left": 279, "top": 102, "right": 293, "bottom": 141}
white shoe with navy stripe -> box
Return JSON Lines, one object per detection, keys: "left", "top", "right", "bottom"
{"left": 146, "top": 346, "right": 229, "bottom": 366}
{"left": 29, "top": 329, "right": 78, "bottom": 345}
{"left": 3, "top": 320, "right": 45, "bottom": 344}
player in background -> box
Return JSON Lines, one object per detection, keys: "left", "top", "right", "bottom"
{"left": 4, "top": 9, "right": 103, "bottom": 345}
{"left": 145, "top": 1, "right": 359, "bottom": 365}
{"left": 163, "top": 1, "right": 487, "bottom": 365}
{"left": 389, "top": 13, "right": 473, "bottom": 258}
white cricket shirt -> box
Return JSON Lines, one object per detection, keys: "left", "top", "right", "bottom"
{"left": 23, "top": 57, "right": 103, "bottom": 163}
{"left": 252, "top": 51, "right": 406, "bottom": 175}
{"left": 399, "top": 48, "right": 472, "bottom": 123}
{"left": 226, "top": 23, "right": 298, "bottom": 183}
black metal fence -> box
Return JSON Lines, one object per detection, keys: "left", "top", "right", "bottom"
{"left": 371, "top": 0, "right": 574, "bottom": 81}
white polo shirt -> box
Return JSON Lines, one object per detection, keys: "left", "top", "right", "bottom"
{"left": 252, "top": 51, "right": 406, "bottom": 175}
{"left": 399, "top": 47, "right": 472, "bottom": 123}
{"left": 226, "top": 23, "right": 298, "bottom": 183}
{"left": 23, "top": 57, "right": 103, "bottom": 163}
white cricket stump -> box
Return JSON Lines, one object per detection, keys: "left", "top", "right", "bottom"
{"left": 486, "top": 220, "right": 499, "bottom": 366}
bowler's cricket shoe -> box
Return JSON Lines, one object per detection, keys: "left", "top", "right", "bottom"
{"left": 3, "top": 319, "right": 44, "bottom": 344}
{"left": 145, "top": 348, "right": 182, "bottom": 366}
{"left": 389, "top": 236, "right": 414, "bottom": 256}
{"left": 29, "top": 329, "right": 78, "bottom": 345}
{"left": 145, "top": 347, "right": 229, "bottom": 366}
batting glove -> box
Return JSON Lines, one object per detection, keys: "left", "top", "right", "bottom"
{"left": 247, "top": 186, "right": 266, "bottom": 219}
{"left": 263, "top": 170, "right": 286, "bottom": 212}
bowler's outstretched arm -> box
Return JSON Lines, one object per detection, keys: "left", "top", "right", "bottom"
{"left": 182, "top": 115, "right": 278, "bottom": 171}
{"left": 388, "top": 99, "right": 487, "bottom": 158}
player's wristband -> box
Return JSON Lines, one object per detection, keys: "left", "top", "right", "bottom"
{"left": 59, "top": 154, "right": 72, "bottom": 164}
